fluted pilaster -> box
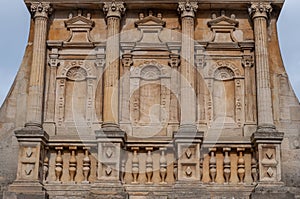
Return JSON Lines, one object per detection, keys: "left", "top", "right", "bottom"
{"left": 102, "top": 2, "right": 125, "bottom": 128}
{"left": 25, "top": 2, "right": 52, "bottom": 128}
{"left": 249, "top": 2, "right": 275, "bottom": 131}
{"left": 178, "top": 1, "right": 198, "bottom": 132}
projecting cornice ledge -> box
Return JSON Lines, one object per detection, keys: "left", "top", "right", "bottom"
{"left": 24, "top": 0, "right": 284, "bottom": 11}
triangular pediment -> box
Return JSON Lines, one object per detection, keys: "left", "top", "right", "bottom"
{"left": 135, "top": 15, "right": 166, "bottom": 27}
{"left": 208, "top": 15, "right": 239, "bottom": 27}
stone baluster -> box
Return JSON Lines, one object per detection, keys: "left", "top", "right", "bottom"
{"left": 173, "top": 161, "right": 178, "bottom": 181}
{"left": 25, "top": 2, "right": 52, "bottom": 129}
{"left": 43, "top": 147, "right": 49, "bottom": 182}
{"left": 131, "top": 147, "right": 139, "bottom": 184}
{"left": 145, "top": 147, "right": 153, "bottom": 184}
{"left": 237, "top": 148, "right": 245, "bottom": 184}
{"left": 223, "top": 148, "right": 231, "bottom": 184}
{"left": 82, "top": 147, "right": 91, "bottom": 184}
{"left": 121, "top": 158, "right": 126, "bottom": 184}
{"left": 159, "top": 148, "right": 167, "bottom": 184}
{"left": 251, "top": 149, "right": 258, "bottom": 185}
{"left": 199, "top": 157, "right": 203, "bottom": 182}
{"left": 209, "top": 148, "right": 217, "bottom": 183}
{"left": 249, "top": 2, "right": 274, "bottom": 131}
{"left": 55, "top": 147, "right": 63, "bottom": 183}
{"left": 68, "top": 147, "right": 77, "bottom": 183}
{"left": 177, "top": 1, "right": 198, "bottom": 133}
{"left": 102, "top": 1, "right": 125, "bottom": 129}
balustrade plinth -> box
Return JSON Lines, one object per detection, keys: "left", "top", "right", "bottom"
{"left": 92, "top": 128, "right": 127, "bottom": 197}
{"left": 8, "top": 129, "right": 49, "bottom": 198}
{"left": 250, "top": 131, "right": 294, "bottom": 198}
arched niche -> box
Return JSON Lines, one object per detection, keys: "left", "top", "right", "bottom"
{"left": 129, "top": 61, "right": 172, "bottom": 137}
{"left": 55, "top": 61, "right": 97, "bottom": 128}
{"left": 205, "top": 61, "right": 244, "bottom": 129}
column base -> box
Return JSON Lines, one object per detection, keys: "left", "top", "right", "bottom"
{"left": 177, "top": 124, "right": 198, "bottom": 134}
{"left": 15, "top": 127, "right": 49, "bottom": 142}
{"left": 256, "top": 124, "right": 278, "bottom": 133}
{"left": 95, "top": 123, "right": 127, "bottom": 142}
{"left": 251, "top": 130, "right": 284, "bottom": 144}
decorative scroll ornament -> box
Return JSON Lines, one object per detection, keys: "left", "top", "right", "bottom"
{"left": 122, "top": 54, "right": 133, "bottom": 67}
{"left": 30, "top": 2, "right": 52, "bottom": 18}
{"left": 249, "top": 2, "right": 272, "bottom": 19}
{"left": 242, "top": 55, "right": 254, "bottom": 68}
{"left": 103, "top": 2, "right": 126, "bottom": 18}
{"left": 169, "top": 54, "right": 180, "bottom": 68}
{"left": 195, "top": 54, "right": 206, "bottom": 69}
{"left": 49, "top": 48, "right": 60, "bottom": 67}
{"left": 178, "top": 1, "right": 198, "bottom": 18}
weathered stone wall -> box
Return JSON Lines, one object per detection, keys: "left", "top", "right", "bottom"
{"left": 0, "top": 20, "right": 34, "bottom": 195}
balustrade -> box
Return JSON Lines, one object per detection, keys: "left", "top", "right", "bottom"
{"left": 43, "top": 144, "right": 97, "bottom": 184}
{"left": 203, "top": 146, "right": 257, "bottom": 185}
{"left": 42, "top": 142, "right": 258, "bottom": 186}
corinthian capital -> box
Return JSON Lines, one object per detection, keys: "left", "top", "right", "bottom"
{"left": 249, "top": 2, "right": 272, "bottom": 20}
{"left": 178, "top": 1, "right": 198, "bottom": 18}
{"left": 103, "top": 2, "right": 126, "bottom": 18}
{"left": 30, "top": 2, "right": 52, "bottom": 19}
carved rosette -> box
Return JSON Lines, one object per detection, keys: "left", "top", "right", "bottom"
{"left": 249, "top": 2, "right": 272, "bottom": 19}
{"left": 30, "top": 2, "right": 52, "bottom": 18}
{"left": 103, "top": 2, "right": 126, "bottom": 18}
{"left": 178, "top": 1, "right": 198, "bottom": 18}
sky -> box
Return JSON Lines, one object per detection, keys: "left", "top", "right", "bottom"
{"left": 0, "top": 0, "right": 299, "bottom": 106}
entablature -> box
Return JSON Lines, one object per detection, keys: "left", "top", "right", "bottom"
{"left": 24, "top": 0, "right": 284, "bottom": 17}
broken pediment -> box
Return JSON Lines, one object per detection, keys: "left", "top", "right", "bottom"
{"left": 207, "top": 10, "right": 239, "bottom": 43}
{"left": 64, "top": 10, "right": 95, "bottom": 44}
{"left": 135, "top": 11, "right": 166, "bottom": 27}
{"left": 133, "top": 11, "right": 168, "bottom": 51}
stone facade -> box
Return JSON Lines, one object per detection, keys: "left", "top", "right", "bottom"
{"left": 0, "top": 0, "right": 299, "bottom": 198}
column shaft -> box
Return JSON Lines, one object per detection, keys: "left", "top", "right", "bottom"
{"left": 102, "top": 2, "right": 125, "bottom": 127}
{"left": 178, "top": 2, "right": 198, "bottom": 131}
{"left": 26, "top": 2, "right": 51, "bottom": 128}
{"left": 250, "top": 2, "right": 275, "bottom": 130}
